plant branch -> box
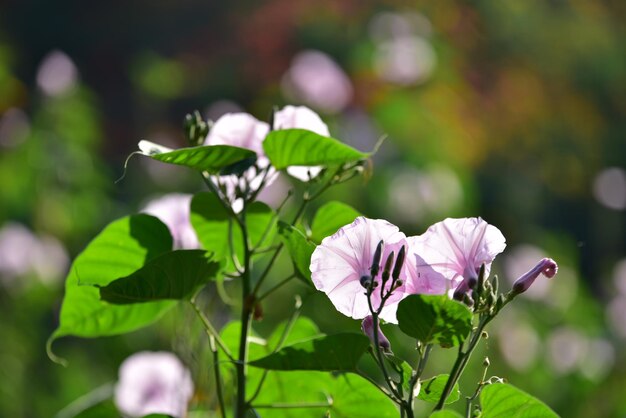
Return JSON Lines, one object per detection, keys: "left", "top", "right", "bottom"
{"left": 189, "top": 300, "right": 235, "bottom": 362}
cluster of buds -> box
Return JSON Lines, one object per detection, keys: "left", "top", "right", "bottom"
{"left": 360, "top": 240, "right": 406, "bottom": 314}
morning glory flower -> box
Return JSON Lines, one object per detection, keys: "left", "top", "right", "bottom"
{"left": 310, "top": 217, "right": 409, "bottom": 323}
{"left": 406, "top": 217, "right": 506, "bottom": 296}
{"left": 273, "top": 105, "right": 330, "bottom": 182}
{"left": 141, "top": 194, "right": 199, "bottom": 250}
{"left": 114, "top": 351, "right": 194, "bottom": 418}
{"left": 204, "top": 112, "right": 273, "bottom": 212}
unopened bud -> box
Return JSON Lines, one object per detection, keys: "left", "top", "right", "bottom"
{"left": 382, "top": 251, "right": 395, "bottom": 284}
{"left": 361, "top": 315, "right": 391, "bottom": 353}
{"left": 483, "top": 357, "right": 490, "bottom": 367}
{"left": 393, "top": 280, "right": 403, "bottom": 289}
{"left": 511, "top": 258, "right": 558, "bottom": 295}
{"left": 392, "top": 245, "right": 406, "bottom": 280}
{"left": 371, "top": 240, "right": 384, "bottom": 277}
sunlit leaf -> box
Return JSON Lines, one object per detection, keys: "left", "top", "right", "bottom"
{"left": 277, "top": 221, "right": 315, "bottom": 284}
{"left": 48, "top": 215, "right": 175, "bottom": 362}
{"left": 396, "top": 295, "right": 472, "bottom": 347}
{"left": 417, "top": 374, "right": 460, "bottom": 404}
{"left": 310, "top": 201, "right": 361, "bottom": 243}
{"left": 190, "top": 192, "right": 275, "bottom": 273}
{"left": 249, "top": 333, "right": 369, "bottom": 372}
{"left": 429, "top": 411, "right": 464, "bottom": 418}
{"left": 252, "top": 371, "right": 397, "bottom": 418}
{"left": 480, "top": 383, "right": 559, "bottom": 418}
{"left": 142, "top": 142, "right": 256, "bottom": 174}
{"left": 263, "top": 129, "right": 368, "bottom": 170}
{"left": 99, "top": 250, "right": 219, "bottom": 304}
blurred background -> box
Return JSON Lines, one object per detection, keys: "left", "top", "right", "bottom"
{"left": 1, "top": 0, "right": 625, "bottom": 416}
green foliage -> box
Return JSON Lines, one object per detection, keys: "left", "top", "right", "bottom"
{"left": 48, "top": 215, "right": 176, "bottom": 360}
{"left": 310, "top": 201, "right": 361, "bottom": 243}
{"left": 99, "top": 250, "right": 219, "bottom": 303}
{"left": 480, "top": 383, "right": 559, "bottom": 418}
{"left": 263, "top": 129, "right": 368, "bottom": 169}
{"left": 249, "top": 333, "right": 370, "bottom": 372}
{"left": 190, "top": 192, "right": 275, "bottom": 272}
{"left": 144, "top": 144, "right": 256, "bottom": 174}
{"left": 277, "top": 221, "right": 315, "bottom": 283}
{"left": 417, "top": 374, "right": 460, "bottom": 404}
{"left": 252, "top": 372, "right": 398, "bottom": 418}
{"left": 396, "top": 295, "right": 473, "bottom": 347}
{"left": 429, "top": 411, "right": 464, "bottom": 418}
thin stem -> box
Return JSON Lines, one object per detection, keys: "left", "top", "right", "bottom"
{"left": 235, "top": 205, "right": 253, "bottom": 418}
{"left": 228, "top": 217, "right": 244, "bottom": 274}
{"left": 251, "top": 190, "right": 293, "bottom": 253}
{"left": 433, "top": 316, "right": 493, "bottom": 411}
{"left": 252, "top": 245, "right": 280, "bottom": 255}
{"left": 209, "top": 335, "right": 227, "bottom": 418}
{"left": 256, "top": 274, "right": 296, "bottom": 302}
{"left": 54, "top": 383, "right": 114, "bottom": 418}
{"left": 252, "top": 402, "right": 332, "bottom": 409}
{"left": 248, "top": 296, "right": 302, "bottom": 405}
{"left": 355, "top": 369, "right": 400, "bottom": 404}
{"left": 465, "top": 358, "right": 490, "bottom": 418}
{"left": 189, "top": 300, "right": 235, "bottom": 362}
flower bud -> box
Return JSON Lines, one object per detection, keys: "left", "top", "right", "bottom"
{"left": 381, "top": 251, "right": 395, "bottom": 284}
{"left": 453, "top": 279, "right": 471, "bottom": 301}
{"left": 511, "top": 258, "right": 558, "bottom": 295}
{"left": 371, "top": 240, "right": 384, "bottom": 277}
{"left": 392, "top": 245, "right": 406, "bottom": 280}
{"left": 361, "top": 315, "right": 391, "bottom": 353}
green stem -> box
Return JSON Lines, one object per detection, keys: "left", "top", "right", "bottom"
{"left": 252, "top": 402, "right": 332, "bottom": 409}
{"left": 433, "top": 316, "right": 493, "bottom": 411}
{"left": 54, "top": 383, "right": 114, "bottom": 418}
{"left": 236, "top": 206, "right": 253, "bottom": 418}
{"left": 256, "top": 274, "right": 296, "bottom": 302}
{"left": 189, "top": 300, "right": 235, "bottom": 362}
{"left": 209, "top": 335, "right": 227, "bottom": 418}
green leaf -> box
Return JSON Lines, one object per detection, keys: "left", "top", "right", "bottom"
{"left": 99, "top": 250, "right": 219, "bottom": 304}
{"left": 277, "top": 221, "right": 315, "bottom": 283}
{"left": 310, "top": 201, "right": 361, "bottom": 243}
{"left": 397, "top": 294, "right": 472, "bottom": 347}
{"left": 480, "top": 383, "right": 559, "bottom": 418}
{"left": 145, "top": 144, "right": 256, "bottom": 174}
{"left": 249, "top": 333, "right": 370, "bottom": 372}
{"left": 263, "top": 129, "right": 368, "bottom": 170}
{"left": 252, "top": 371, "right": 397, "bottom": 418}
{"left": 417, "top": 374, "right": 460, "bottom": 404}
{"left": 48, "top": 215, "right": 176, "bottom": 362}
{"left": 190, "top": 192, "right": 275, "bottom": 273}
{"left": 429, "top": 411, "right": 464, "bottom": 418}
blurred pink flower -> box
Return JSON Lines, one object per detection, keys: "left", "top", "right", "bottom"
{"left": 142, "top": 194, "right": 199, "bottom": 250}
{"left": 274, "top": 105, "right": 330, "bottom": 181}
{"left": 406, "top": 217, "right": 506, "bottom": 295}
{"left": 281, "top": 50, "right": 353, "bottom": 113}
{"left": 310, "top": 217, "right": 409, "bottom": 323}
{"left": 114, "top": 351, "right": 194, "bottom": 418}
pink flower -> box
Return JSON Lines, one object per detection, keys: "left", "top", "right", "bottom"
{"left": 274, "top": 105, "right": 330, "bottom": 181}
{"left": 114, "top": 351, "right": 194, "bottom": 418}
{"left": 310, "top": 217, "right": 409, "bottom": 323}
{"left": 141, "top": 194, "right": 199, "bottom": 250}
{"left": 204, "top": 112, "right": 269, "bottom": 156}
{"left": 406, "top": 217, "right": 506, "bottom": 296}
{"left": 511, "top": 258, "right": 558, "bottom": 295}
{"left": 204, "top": 112, "right": 274, "bottom": 212}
